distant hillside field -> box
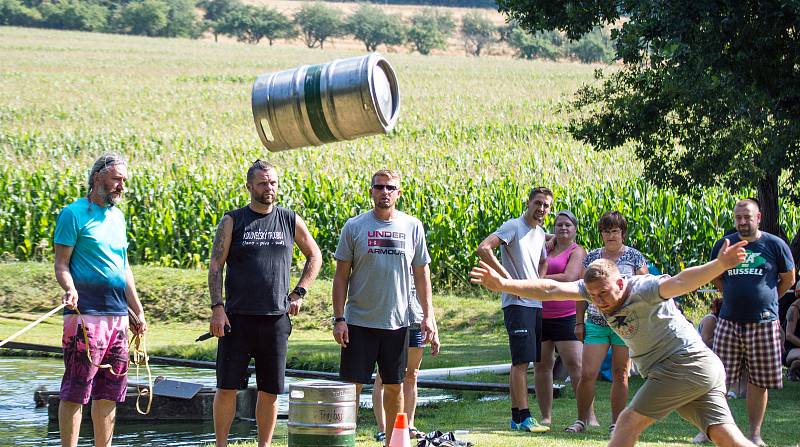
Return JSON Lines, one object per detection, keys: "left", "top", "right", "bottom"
{"left": 1, "top": 27, "right": 798, "bottom": 284}
{"left": 242, "top": 0, "right": 510, "bottom": 55}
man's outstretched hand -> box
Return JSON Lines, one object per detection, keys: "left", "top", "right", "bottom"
{"left": 716, "top": 239, "right": 748, "bottom": 269}
{"left": 469, "top": 260, "right": 505, "bottom": 293}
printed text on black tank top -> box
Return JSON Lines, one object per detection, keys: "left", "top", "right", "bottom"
{"left": 242, "top": 230, "right": 286, "bottom": 246}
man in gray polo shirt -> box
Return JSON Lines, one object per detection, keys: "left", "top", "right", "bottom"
{"left": 476, "top": 187, "right": 552, "bottom": 433}
{"left": 332, "top": 169, "right": 438, "bottom": 447}
{"left": 470, "top": 239, "right": 756, "bottom": 447}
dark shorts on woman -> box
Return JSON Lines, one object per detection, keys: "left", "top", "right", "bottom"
{"left": 340, "top": 324, "right": 409, "bottom": 384}
{"left": 408, "top": 323, "right": 424, "bottom": 348}
{"left": 216, "top": 313, "right": 292, "bottom": 395}
{"left": 541, "top": 314, "right": 578, "bottom": 342}
{"left": 503, "top": 305, "right": 542, "bottom": 365}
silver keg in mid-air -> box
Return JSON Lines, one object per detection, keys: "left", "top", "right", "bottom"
{"left": 252, "top": 53, "right": 400, "bottom": 151}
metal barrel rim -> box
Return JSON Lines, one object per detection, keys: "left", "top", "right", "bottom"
{"left": 252, "top": 53, "right": 400, "bottom": 152}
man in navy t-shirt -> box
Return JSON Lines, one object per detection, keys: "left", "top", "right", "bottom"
{"left": 709, "top": 198, "right": 795, "bottom": 447}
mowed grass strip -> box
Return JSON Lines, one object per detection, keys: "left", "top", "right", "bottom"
{"left": 2, "top": 262, "right": 800, "bottom": 446}
{"left": 218, "top": 378, "right": 800, "bottom": 447}
{"left": 0, "top": 262, "right": 506, "bottom": 370}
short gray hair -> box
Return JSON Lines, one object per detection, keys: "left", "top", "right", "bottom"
{"left": 247, "top": 159, "right": 276, "bottom": 182}
{"left": 87, "top": 153, "right": 127, "bottom": 194}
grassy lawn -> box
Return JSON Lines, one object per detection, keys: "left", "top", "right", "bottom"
{"left": 0, "top": 262, "right": 507, "bottom": 371}
{"left": 219, "top": 378, "right": 800, "bottom": 447}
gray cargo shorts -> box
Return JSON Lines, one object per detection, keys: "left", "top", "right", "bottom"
{"left": 629, "top": 349, "right": 735, "bottom": 433}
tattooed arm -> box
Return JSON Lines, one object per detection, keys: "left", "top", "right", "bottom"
{"left": 288, "top": 215, "right": 322, "bottom": 316}
{"left": 209, "top": 215, "right": 233, "bottom": 337}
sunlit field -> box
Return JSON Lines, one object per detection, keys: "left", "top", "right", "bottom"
{"left": 1, "top": 27, "right": 798, "bottom": 285}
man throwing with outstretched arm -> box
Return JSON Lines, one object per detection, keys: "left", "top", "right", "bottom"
{"left": 54, "top": 153, "right": 147, "bottom": 447}
{"left": 470, "top": 239, "right": 756, "bottom": 447}
{"left": 332, "top": 169, "right": 438, "bottom": 447}
{"left": 209, "top": 160, "right": 322, "bottom": 447}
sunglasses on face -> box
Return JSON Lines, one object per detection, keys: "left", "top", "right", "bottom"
{"left": 372, "top": 184, "right": 399, "bottom": 191}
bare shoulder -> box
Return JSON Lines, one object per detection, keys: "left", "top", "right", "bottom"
{"left": 789, "top": 302, "right": 800, "bottom": 319}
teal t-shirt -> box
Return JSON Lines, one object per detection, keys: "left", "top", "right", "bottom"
{"left": 53, "top": 197, "right": 129, "bottom": 315}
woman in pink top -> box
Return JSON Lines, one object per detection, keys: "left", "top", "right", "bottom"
{"left": 533, "top": 210, "right": 596, "bottom": 425}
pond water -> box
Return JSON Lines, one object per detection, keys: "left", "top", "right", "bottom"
{"left": 0, "top": 356, "right": 454, "bottom": 447}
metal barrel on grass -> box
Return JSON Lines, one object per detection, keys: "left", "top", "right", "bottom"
{"left": 251, "top": 53, "right": 400, "bottom": 151}
{"left": 287, "top": 381, "right": 357, "bottom": 446}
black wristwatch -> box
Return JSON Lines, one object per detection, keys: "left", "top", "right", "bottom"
{"left": 292, "top": 286, "right": 307, "bottom": 299}
{"left": 332, "top": 316, "right": 346, "bottom": 324}
{"left": 211, "top": 301, "right": 224, "bottom": 309}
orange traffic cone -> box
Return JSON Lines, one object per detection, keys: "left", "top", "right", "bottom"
{"left": 388, "top": 412, "right": 411, "bottom": 447}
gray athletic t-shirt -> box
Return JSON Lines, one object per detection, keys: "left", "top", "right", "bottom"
{"left": 578, "top": 275, "right": 707, "bottom": 377}
{"left": 334, "top": 210, "right": 430, "bottom": 330}
{"left": 493, "top": 216, "right": 546, "bottom": 308}
{"left": 582, "top": 246, "right": 647, "bottom": 327}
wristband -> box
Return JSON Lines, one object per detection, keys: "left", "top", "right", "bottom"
{"left": 575, "top": 322, "right": 585, "bottom": 326}
{"left": 211, "top": 302, "right": 224, "bottom": 309}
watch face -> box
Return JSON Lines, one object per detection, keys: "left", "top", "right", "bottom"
{"left": 294, "top": 287, "right": 307, "bottom": 297}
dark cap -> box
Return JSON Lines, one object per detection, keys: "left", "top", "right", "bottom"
{"left": 555, "top": 210, "right": 578, "bottom": 227}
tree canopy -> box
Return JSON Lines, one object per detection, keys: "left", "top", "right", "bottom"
{"left": 294, "top": 2, "right": 343, "bottom": 49}
{"left": 507, "top": 26, "right": 562, "bottom": 61}
{"left": 407, "top": 9, "right": 455, "bottom": 55}
{"left": 346, "top": 4, "right": 406, "bottom": 52}
{"left": 498, "top": 0, "right": 800, "bottom": 247}
{"left": 460, "top": 10, "right": 495, "bottom": 56}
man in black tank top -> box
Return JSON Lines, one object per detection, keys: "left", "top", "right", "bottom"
{"left": 207, "top": 160, "right": 322, "bottom": 447}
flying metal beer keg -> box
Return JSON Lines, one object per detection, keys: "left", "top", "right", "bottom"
{"left": 287, "top": 381, "right": 357, "bottom": 446}
{"left": 251, "top": 53, "right": 400, "bottom": 151}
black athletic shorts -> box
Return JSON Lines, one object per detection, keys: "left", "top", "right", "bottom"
{"left": 216, "top": 313, "right": 292, "bottom": 395}
{"left": 408, "top": 323, "right": 424, "bottom": 348}
{"left": 503, "top": 305, "right": 542, "bottom": 365}
{"left": 339, "top": 324, "right": 408, "bottom": 384}
{"left": 541, "top": 314, "right": 579, "bottom": 342}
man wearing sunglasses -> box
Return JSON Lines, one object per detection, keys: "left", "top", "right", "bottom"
{"left": 332, "top": 169, "right": 438, "bottom": 447}
{"left": 208, "top": 160, "right": 322, "bottom": 447}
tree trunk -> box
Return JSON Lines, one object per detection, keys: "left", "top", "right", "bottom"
{"left": 757, "top": 173, "right": 781, "bottom": 237}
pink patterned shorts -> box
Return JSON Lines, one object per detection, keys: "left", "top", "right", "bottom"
{"left": 60, "top": 315, "right": 129, "bottom": 404}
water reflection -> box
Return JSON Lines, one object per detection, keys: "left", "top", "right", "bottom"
{"left": 0, "top": 357, "right": 261, "bottom": 446}
{"left": 0, "top": 357, "right": 454, "bottom": 446}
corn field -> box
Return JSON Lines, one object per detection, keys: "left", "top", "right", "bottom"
{"left": 1, "top": 27, "right": 798, "bottom": 286}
